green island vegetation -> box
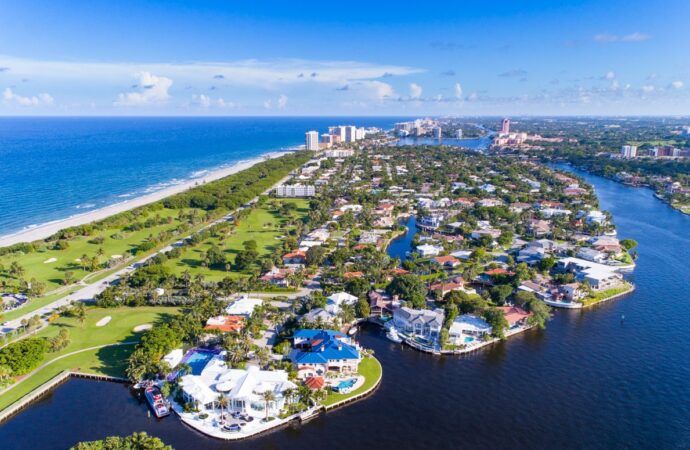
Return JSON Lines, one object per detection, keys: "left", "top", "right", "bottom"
{"left": 70, "top": 432, "right": 172, "bottom": 450}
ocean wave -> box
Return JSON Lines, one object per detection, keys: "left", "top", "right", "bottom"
{"left": 75, "top": 203, "right": 96, "bottom": 210}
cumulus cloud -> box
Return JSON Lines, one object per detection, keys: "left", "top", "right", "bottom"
{"left": 3, "top": 88, "right": 53, "bottom": 106}
{"left": 605, "top": 71, "right": 616, "bottom": 80}
{"left": 193, "top": 94, "right": 235, "bottom": 108}
{"left": 115, "top": 72, "right": 172, "bottom": 106}
{"left": 641, "top": 84, "right": 655, "bottom": 93}
{"left": 277, "top": 94, "right": 288, "bottom": 109}
{"left": 351, "top": 80, "right": 394, "bottom": 100}
{"left": 593, "top": 32, "right": 651, "bottom": 43}
{"left": 409, "top": 83, "right": 422, "bottom": 99}
{"left": 670, "top": 80, "right": 684, "bottom": 89}
{"left": 454, "top": 83, "right": 463, "bottom": 99}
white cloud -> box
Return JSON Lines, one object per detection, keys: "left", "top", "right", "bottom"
{"left": 671, "top": 80, "right": 684, "bottom": 89}
{"left": 115, "top": 72, "right": 172, "bottom": 106}
{"left": 277, "top": 94, "right": 288, "bottom": 109}
{"left": 611, "top": 79, "right": 620, "bottom": 90}
{"left": 605, "top": 71, "right": 616, "bottom": 80}
{"left": 641, "top": 84, "right": 655, "bottom": 93}
{"left": 409, "top": 83, "right": 422, "bottom": 99}
{"left": 454, "top": 82, "right": 463, "bottom": 99}
{"left": 351, "top": 80, "right": 394, "bottom": 100}
{"left": 193, "top": 94, "right": 235, "bottom": 108}
{"left": 2, "top": 88, "right": 53, "bottom": 106}
{"left": 593, "top": 32, "right": 651, "bottom": 43}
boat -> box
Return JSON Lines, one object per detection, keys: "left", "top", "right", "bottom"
{"left": 348, "top": 326, "right": 358, "bottom": 336}
{"left": 386, "top": 326, "right": 403, "bottom": 343}
{"left": 144, "top": 386, "right": 170, "bottom": 418}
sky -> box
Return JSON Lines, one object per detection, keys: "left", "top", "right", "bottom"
{"left": 1, "top": 0, "right": 689, "bottom": 116}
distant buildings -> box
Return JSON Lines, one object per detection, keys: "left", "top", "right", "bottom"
{"left": 620, "top": 145, "right": 637, "bottom": 158}
{"left": 501, "top": 118, "right": 510, "bottom": 134}
{"left": 324, "top": 149, "right": 354, "bottom": 158}
{"left": 432, "top": 127, "right": 442, "bottom": 139}
{"left": 275, "top": 184, "right": 315, "bottom": 197}
{"left": 455, "top": 129, "right": 463, "bottom": 139}
{"left": 305, "top": 130, "right": 320, "bottom": 151}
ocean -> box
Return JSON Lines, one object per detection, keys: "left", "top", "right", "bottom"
{"left": 0, "top": 117, "right": 406, "bottom": 237}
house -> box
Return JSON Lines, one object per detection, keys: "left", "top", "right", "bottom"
{"left": 498, "top": 306, "right": 532, "bottom": 330}
{"left": 393, "top": 307, "right": 444, "bottom": 340}
{"left": 325, "top": 292, "right": 359, "bottom": 314}
{"left": 180, "top": 358, "right": 297, "bottom": 416}
{"left": 282, "top": 250, "right": 307, "bottom": 265}
{"left": 527, "top": 219, "right": 552, "bottom": 237}
{"left": 301, "top": 308, "right": 336, "bottom": 325}
{"left": 517, "top": 246, "right": 546, "bottom": 265}
{"left": 585, "top": 210, "right": 607, "bottom": 226}
{"left": 518, "top": 281, "right": 551, "bottom": 300}
{"left": 471, "top": 228, "right": 501, "bottom": 240}
{"left": 260, "top": 267, "right": 295, "bottom": 287}
{"left": 418, "top": 214, "right": 445, "bottom": 230}
{"left": 577, "top": 247, "right": 608, "bottom": 263}
{"left": 560, "top": 283, "right": 585, "bottom": 301}
{"left": 290, "top": 329, "right": 361, "bottom": 378}
{"left": 541, "top": 207, "right": 571, "bottom": 218}
{"left": 556, "top": 257, "right": 623, "bottom": 291}
{"left": 225, "top": 296, "right": 263, "bottom": 317}
{"left": 451, "top": 250, "right": 473, "bottom": 260}
{"left": 432, "top": 255, "right": 460, "bottom": 268}
{"left": 204, "top": 315, "right": 245, "bottom": 333}
{"left": 429, "top": 280, "right": 465, "bottom": 297}
{"left": 416, "top": 244, "right": 443, "bottom": 257}
{"left": 448, "top": 314, "right": 492, "bottom": 345}
{"left": 343, "top": 271, "right": 364, "bottom": 279}
{"left": 368, "top": 290, "right": 396, "bottom": 317}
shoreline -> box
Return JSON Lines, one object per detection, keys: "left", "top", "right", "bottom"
{"left": 0, "top": 150, "right": 292, "bottom": 248}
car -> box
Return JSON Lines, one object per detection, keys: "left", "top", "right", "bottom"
{"left": 222, "top": 423, "right": 241, "bottom": 433}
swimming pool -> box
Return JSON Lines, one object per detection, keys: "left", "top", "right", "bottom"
{"left": 464, "top": 336, "right": 475, "bottom": 343}
{"left": 186, "top": 350, "right": 216, "bottom": 375}
{"left": 334, "top": 379, "right": 357, "bottom": 392}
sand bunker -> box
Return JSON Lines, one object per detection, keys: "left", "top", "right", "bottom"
{"left": 133, "top": 323, "right": 152, "bottom": 332}
{"left": 43, "top": 257, "right": 57, "bottom": 264}
{"left": 96, "top": 316, "right": 112, "bottom": 327}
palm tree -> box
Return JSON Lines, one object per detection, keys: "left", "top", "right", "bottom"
{"left": 75, "top": 303, "right": 86, "bottom": 327}
{"left": 0, "top": 365, "right": 11, "bottom": 383}
{"left": 217, "top": 393, "right": 229, "bottom": 421}
{"left": 298, "top": 385, "right": 315, "bottom": 407}
{"left": 261, "top": 390, "right": 276, "bottom": 421}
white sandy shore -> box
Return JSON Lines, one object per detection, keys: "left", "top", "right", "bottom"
{"left": 0, "top": 151, "right": 290, "bottom": 248}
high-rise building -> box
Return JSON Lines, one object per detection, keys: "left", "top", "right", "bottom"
{"left": 329, "top": 126, "right": 346, "bottom": 142}
{"left": 355, "top": 127, "right": 366, "bottom": 140}
{"left": 320, "top": 134, "right": 333, "bottom": 146}
{"left": 455, "top": 129, "right": 463, "bottom": 139}
{"left": 501, "top": 118, "right": 510, "bottom": 134}
{"left": 620, "top": 145, "right": 637, "bottom": 158}
{"left": 433, "top": 127, "right": 442, "bottom": 139}
{"left": 344, "top": 125, "right": 357, "bottom": 142}
{"left": 305, "top": 131, "right": 320, "bottom": 151}
{"left": 275, "top": 184, "right": 316, "bottom": 197}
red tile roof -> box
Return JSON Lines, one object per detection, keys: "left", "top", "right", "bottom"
{"left": 304, "top": 376, "right": 326, "bottom": 390}
{"left": 204, "top": 315, "right": 245, "bottom": 333}
{"left": 497, "top": 306, "right": 532, "bottom": 326}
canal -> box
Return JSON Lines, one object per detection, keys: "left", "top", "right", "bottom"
{"left": 1, "top": 167, "right": 690, "bottom": 449}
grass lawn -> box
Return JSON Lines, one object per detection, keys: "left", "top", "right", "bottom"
{"left": 322, "top": 356, "right": 382, "bottom": 407}
{"left": 582, "top": 282, "right": 634, "bottom": 306}
{"left": 0, "top": 306, "right": 179, "bottom": 411}
{"left": 0, "top": 208, "right": 200, "bottom": 291}
{"left": 165, "top": 199, "right": 310, "bottom": 281}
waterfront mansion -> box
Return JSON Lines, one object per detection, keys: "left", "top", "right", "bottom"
{"left": 179, "top": 354, "right": 297, "bottom": 417}
{"left": 393, "top": 307, "right": 444, "bottom": 340}
{"left": 289, "top": 329, "right": 361, "bottom": 379}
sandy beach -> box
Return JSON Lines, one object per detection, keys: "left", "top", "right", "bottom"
{"left": 0, "top": 151, "right": 290, "bottom": 248}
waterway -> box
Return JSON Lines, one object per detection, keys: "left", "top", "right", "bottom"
{"left": 386, "top": 216, "right": 418, "bottom": 263}
{"left": 1, "top": 167, "right": 690, "bottom": 449}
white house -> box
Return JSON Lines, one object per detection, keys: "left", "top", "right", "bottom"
{"left": 275, "top": 184, "right": 316, "bottom": 198}
{"left": 416, "top": 244, "right": 443, "bottom": 257}
{"left": 179, "top": 356, "right": 297, "bottom": 417}
{"left": 225, "top": 295, "right": 263, "bottom": 317}
{"left": 448, "top": 314, "right": 492, "bottom": 345}
{"left": 325, "top": 292, "right": 359, "bottom": 315}
{"left": 393, "top": 307, "right": 444, "bottom": 340}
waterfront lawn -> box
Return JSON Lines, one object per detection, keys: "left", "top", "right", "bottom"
{"left": 0, "top": 306, "right": 179, "bottom": 412}
{"left": 321, "top": 356, "right": 382, "bottom": 407}
{"left": 165, "top": 199, "right": 310, "bottom": 281}
{"left": 0, "top": 208, "right": 199, "bottom": 291}
{"left": 582, "top": 282, "right": 633, "bottom": 306}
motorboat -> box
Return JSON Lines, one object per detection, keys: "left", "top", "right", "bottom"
{"left": 386, "top": 326, "right": 403, "bottom": 343}
{"left": 144, "top": 385, "right": 170, "bottom": 418}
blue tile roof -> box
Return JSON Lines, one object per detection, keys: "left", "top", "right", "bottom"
{"left": 291, "top": 329, "right": 360, "bottom": 363}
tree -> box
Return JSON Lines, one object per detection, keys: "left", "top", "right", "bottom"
{"left": 64, "top": 271, "right": 76, "bottom": 286}
{"left": 620, "top": 239, "right": 638, "bottom": 250}
{"left": 261, "top": 390, "right": 276, "bottom": 421}
{"left": 70, "top": 432, "right": 172, "bottom": 450}
{"left": 305, "top": 245, "right": 326, "bottom": 267}
{"left": 387, "top": 274, "right": 427, "bottom": 309}
{"left": 355, "top": 298, "right": 370, "bottom": 318}
{"left": 526, "top": 299, "right": 551, "bottom": 330}
{"left": 9, "top": 261, "right": 24, "bottom": 279}
{"left": 75, "top": 303, "right": 87, "bottom": 328}
{"left": 537, "top": 256, "right": 557, "bottom": 272}
{"left": 482, "top": 307, "right": 509, "bottom": 340}
{"left": 217, "top": 393, "right": 229, "bottom": 420}
{"left": 345, "top": 277, "right": 370, "bottom": 298}
{"left": 490, "top": 284, "right": 513, "bottom": 305}
{"left": 204, "top": 244, "right": 227, "bottom": 270}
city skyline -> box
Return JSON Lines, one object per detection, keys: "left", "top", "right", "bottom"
{"left": 1, "top": 0, "right": 689, "bottom": 116}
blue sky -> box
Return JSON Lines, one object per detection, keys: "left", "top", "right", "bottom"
{"left": 1, "top": 0, "right": 688, "bottom": 115}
